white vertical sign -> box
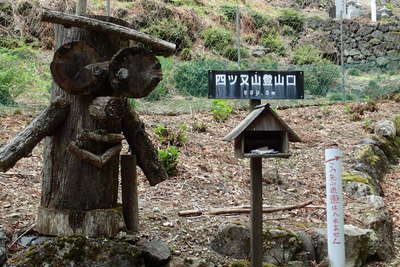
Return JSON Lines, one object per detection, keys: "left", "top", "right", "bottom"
{"left": 325, "top": 148, "right": 345, "bottom": 267}
{"left": 336, "top": 0, "right": 345, "bottom": 18}
{"left": 371, "top": 0, "right": 377, "bottom": 22}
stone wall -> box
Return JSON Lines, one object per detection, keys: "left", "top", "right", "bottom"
{"left": 308, "top": 18, "right": 400, "bottom": 64}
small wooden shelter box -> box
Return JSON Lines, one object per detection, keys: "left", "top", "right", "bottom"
{"left": 223, "top": 104, "right": 301, "bottom": 158}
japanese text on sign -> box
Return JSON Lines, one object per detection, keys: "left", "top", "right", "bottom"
{"left": 208, "top": 70, "right": 304, "bottom": 99}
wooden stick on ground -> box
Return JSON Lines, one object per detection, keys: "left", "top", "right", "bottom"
{"left": 178, "top": 200, "right": 314, "bottom": 217}
{"left": 0, "top": 98, "right": 70, "bottom": 173}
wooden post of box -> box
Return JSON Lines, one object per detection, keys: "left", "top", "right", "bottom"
{"left": 223, "top": 103, "right": 301, "bottom": 267}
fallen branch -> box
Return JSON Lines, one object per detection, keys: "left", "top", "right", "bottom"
{"left": 178, "top": 200, "right": 314, "bottom": 217}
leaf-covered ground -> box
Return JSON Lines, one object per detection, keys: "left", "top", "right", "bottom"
{"left": 1, "top": 100, "right": 400, "bottom": 266}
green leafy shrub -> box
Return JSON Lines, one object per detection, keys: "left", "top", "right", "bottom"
{"left": 243, "top": 34, "right": 256, "bottom": 45}
{"left": 222, "top": 46, "right": 249, "bottom": 61}
{"left": 174, "top": 60, "right": 231, "bottom": 96}
{"left": 201, "top": 27, "right": 233, "bottom": 52}
{"left": 347, "top": 68, "right": 361, "bottom": 76}
{"left": 154, "top": 124, "right": 187, "bottom": 146}
{"left": 327, "top": 92, "right": 356, "bottom": 101}
{"left": 143, "top": 19, "right": 191, "bottom": 51}
{"left": 221, "top": 5, "right": 237, "bottom": 22}
{"left": 260, "top": 33, "right": 285, "bottom": 55}
{"left": 282, "top": 25, "right": 296, "bottom": 36}
{"left": 211, "top": 99, "right": 233, "bottom": 122}
{"left": 249, "top": 11, "right": 272, "bottom": 28}
{"left": 158, "top": 146, "right": 180, "bottom": 175}
{"left": 304, "top": 63, "right": 340, "bottom": 96}
{"left": 180, "top": 48, "right": 193, "bottom": 61}
{"left": 277, "top": 9, "right": 305, "bottom": 32}
{"left": 192, "top": 121, "right": 207, "bottom": 132}
{"left": 0, "top": 45, "right": 42, "bottom": 105}
{"left": 292, "top": 45, "right": 323, "bottom": 65}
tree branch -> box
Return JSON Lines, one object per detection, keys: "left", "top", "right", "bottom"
{"left": 178, "top": 200, "right": 314, "bottom": 217}
{"left": 122, "top": 104, "right": 167, "bottom": 186}
{"left": 0, "top": 98, "right": 70, "bottom": 172}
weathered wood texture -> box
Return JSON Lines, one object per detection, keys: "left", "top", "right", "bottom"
{"left": 41, "top": 17, "right": 130, "bottom": 213}
{"left": 88, "top": 96, "right": 125, "bottom": 120}
{"left": 0, "top": 98, "right": 69, "bottom": 172}
{"left": 40, "top": 9, "right": 176, "bottom": 56}
{"left": 36, "top": 206, "right": 124, "bottom": 237}
{"left": 122, "top": 104, "right": 167, "bottom": 186}
{"left": 121, "top": 154, "right": 139, "bottom": 232}
{"left": 51, "top": 43, "right": 162, "bottom": 98}
{"left": 50, "top": 41, "right": 108, "bottom": 95}
{"left": 109, "top": 47, "right": 162, "bottom": 98}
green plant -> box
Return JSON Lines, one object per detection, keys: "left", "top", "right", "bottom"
{"left": 154, "top": 124, "right": 187, "bottom": 146}
{"left": 277, "top": 8, "right": 305, "bottom": 32}
{"left": 201, "top": 27, "right": 233, "bottom": 52}
{"left": 327, "top": 92, "right": 356, "bottom": 101}
{"left": 192, "top": 121, "right": 207, "bottom": 132}
{"left": 260, "top": 33, "right": 285, "bottom": 55}
{"left": 174, "top": 60, "right": 231, "bottom": 97}
{"left": 292, "top": 45, "right": 323, "bottom": 65}
{"left": 282, "top": 25, "right": 296, "bottom": 36}
{"left": 362, "top": 118, "right": 375, "bottom": 133}
{"left": 243, "top": 34, "right": 256, "bottom": 45}
{"left": 249, "top": 11, "right": 273, "bottom": 28}
{"left": 180, "top": 48, "right": 193, "bottom": 61}
{"left": 221, "top": 5, "right": 237, "bottom": 22}
{"left": 347, "top": 68, "right": 361, "bottom": 76}
{"left": 211, "top": 99, "right": 233, "bottom": 122}
{"left": 158, "top": 146, "right": 180, "bottom": 175}
{"left": 304, "top": 63, "right": 340, "bottom": 96}
{"left": 222, "top": 46, "right": 249, "bottom": 61}
{"left": 143, "top": 19, "right": 192, "bottom": 51}
{"left": 0, "top": 45, "right": 45, "bottom": 105}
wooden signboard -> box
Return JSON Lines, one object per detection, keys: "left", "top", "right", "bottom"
{"left": 208, "top": 70, "right": 304, "bottom": 99}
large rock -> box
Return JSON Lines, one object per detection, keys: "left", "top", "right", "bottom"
{"left": 210, "top": 224, "right": 250, "bottom": 259}
{"left": 374, "top": 120, "right": 396, "bottom": 138}
{"left": 347, "top": 196, "right": 394, "bottom": 261}
{"left": 262, "top": 228, "right": 303, "bottom": 265}
{"left": 312, "top": 225, "right": 371, "bottom": 267}
{"left": 0, "top": 231, "right": 8, "bottom": 267}
{"left": 8, "top": 235, "right": 145, "bottom": 267}
{"left": 342, "top": 170, "right": 382, "bottom": 197}
{"left": 138, "top": 239, "right": 171, "bottom": 267}
{"left": 352, "top": 144, "right": 389, "bottom": 182}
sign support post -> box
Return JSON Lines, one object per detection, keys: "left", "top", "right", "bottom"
{"left": 249, "top": 100, "right": 262, "bottom": 267}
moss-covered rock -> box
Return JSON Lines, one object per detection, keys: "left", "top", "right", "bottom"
{"left": 371, "top": 136, "right": 400, "bottom": 164}
{"left": 353, "top": 144, "right": 389, "bottom": 181}
{"left": 262, "top": 227, "right": 303, "bottom": 265}
{"left": 342, "top": 171, "right": 381, "bottom": 197}
{"left": 9, "top": 235, "right": 145, "bottom": 267}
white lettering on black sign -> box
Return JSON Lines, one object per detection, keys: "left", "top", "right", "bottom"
{"left": 208, "top": 70, "right": 304, "bottom": 99}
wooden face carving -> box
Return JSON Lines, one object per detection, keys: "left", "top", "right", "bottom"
{"left": 51, "top": 41, "right": 162, "bottom": 98}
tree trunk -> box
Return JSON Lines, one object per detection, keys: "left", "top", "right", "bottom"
{"left": 37, "top": 16, "right": 131, "bottom": 237}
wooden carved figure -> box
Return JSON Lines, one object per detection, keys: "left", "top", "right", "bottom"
{"left": 0, "top": 9, "right": 176, "bottom": 237}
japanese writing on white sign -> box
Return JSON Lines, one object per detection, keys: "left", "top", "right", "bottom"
{"left": 209, "top": 71, "right": 304, "bottom": 99}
